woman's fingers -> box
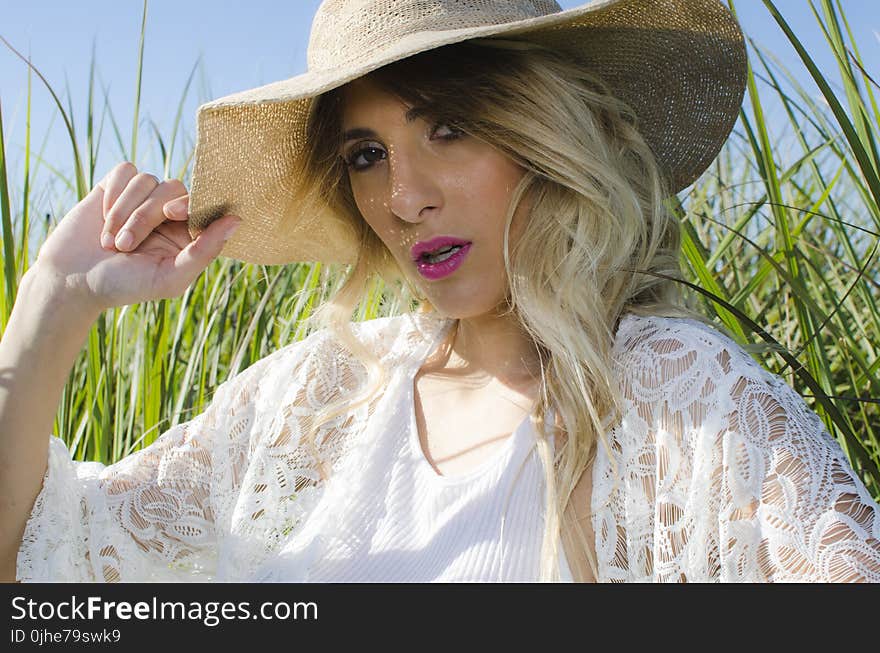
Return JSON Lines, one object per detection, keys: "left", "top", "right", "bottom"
{"left": 167, "top": 215, "right": 241, "bottom": 294}
{"left": 162, "top": 194, "right": 189, "bottom": 222}
{"left": 101, "top": 171, "right": 159, "bottom": 250}
{"left": 102, "top": 175, "right": 188, "bottom": 252}
{"left": 99, "top": 162, "right": 138, "bottom": 213}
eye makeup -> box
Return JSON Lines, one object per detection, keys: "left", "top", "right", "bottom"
{"left": 341, "top": 122, "right": 464, "bottom": 173}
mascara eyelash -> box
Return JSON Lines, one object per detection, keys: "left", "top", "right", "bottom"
{"left": 342, "top": 123, "right": 464, "bottom": 172}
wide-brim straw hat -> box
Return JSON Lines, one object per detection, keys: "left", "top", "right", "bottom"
{"left": 188, "top": 0, "right": 748, "bottom": 266}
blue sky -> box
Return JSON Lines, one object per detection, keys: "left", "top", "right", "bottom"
{"left": 1, "top": 0, "right": 878, "bottom": 184}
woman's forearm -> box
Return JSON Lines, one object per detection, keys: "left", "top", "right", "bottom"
{"left": 0, "top": 266, "right": 102, "bottom": 581}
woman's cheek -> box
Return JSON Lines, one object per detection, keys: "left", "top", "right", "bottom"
{"left": 353, "top": 189, "right": 382, "bottom": 226}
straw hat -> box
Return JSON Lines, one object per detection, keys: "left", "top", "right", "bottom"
{"left": 188, "top": 0, "right": 747, "bottom": 266}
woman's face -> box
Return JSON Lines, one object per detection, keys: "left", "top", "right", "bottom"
{"left": 339, "top": 77, "right": 530, "bottom": 319}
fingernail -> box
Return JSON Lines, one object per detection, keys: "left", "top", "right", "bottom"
{"left": 116, "top": 230, "right": 134, "bottom": 251}
{"left": 101, "top": 232, "right": 115, "bottom": 250}
{"left": 165, "top": 199, "right": 187, "bottom": 219}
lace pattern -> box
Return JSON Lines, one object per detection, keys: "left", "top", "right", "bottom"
{"left": 16, "top": 311, "right": 880, "bottom": 582}
{"left": 596, "top": 314, "right": 880, "bottom": 582}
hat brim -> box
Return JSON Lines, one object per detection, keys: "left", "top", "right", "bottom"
{"left": 189, "top": 0, "right": 747, "bottom": 265}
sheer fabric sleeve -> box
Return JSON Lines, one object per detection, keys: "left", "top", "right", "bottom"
{"left": 719, "top": 350, "right": 880, "bottom": 581}
{"left": 605, "top": 315, "right": 880, "bottom": 582}
{"left": 15, "top": 332, "right": 322, "bottom": 583}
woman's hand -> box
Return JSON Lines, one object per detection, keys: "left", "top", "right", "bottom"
{"left": 30, "top": 161, "right": 241, "bottom": 313}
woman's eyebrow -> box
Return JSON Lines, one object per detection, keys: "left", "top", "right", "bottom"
{"left": 341, "top": 106, "right": 427, "bottom": 145}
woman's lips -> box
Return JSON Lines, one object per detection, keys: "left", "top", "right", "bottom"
{"left": 411, "top": 236, "right": 472, "bottom": 261}
{"left": 415, "top": 242, "right": 472, "bottom": 280}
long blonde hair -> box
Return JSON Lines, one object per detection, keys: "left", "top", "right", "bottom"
{"left": 289, "top": 36, "right": 708, "bottom": 581}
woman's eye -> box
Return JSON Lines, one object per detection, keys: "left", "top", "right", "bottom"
{"left": 343, "top": 123, "right": 463, "bottom": 173}
{"left": 431, "top": 122, "right": 463, "bottom": 140}
{"left": 343, "top": 142, "right": 386, "bottom": 172}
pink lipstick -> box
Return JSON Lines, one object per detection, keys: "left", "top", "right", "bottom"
{"left": 411, "top": 236, "right": 472, "bottom": 280}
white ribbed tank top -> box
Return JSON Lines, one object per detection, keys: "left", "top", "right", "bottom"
{"left": 250, "top": 317, "right": 575, "bottom": 583}
{"left": 300, "top": 365, "right": 574, "bottom": 582}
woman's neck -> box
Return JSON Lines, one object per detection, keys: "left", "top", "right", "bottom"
{"left": 432, "top": 310, "right": 545, "bottom": 393}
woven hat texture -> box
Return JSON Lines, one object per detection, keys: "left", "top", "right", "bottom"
{"left": 188, "top": 0, "right": 748, "bottom": 266}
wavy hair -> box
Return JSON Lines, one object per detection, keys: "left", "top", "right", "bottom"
{"left": 289, "top": 37, "right": 710, "bottom": 581}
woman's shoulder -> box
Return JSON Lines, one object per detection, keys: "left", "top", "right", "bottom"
{"left": 611, "top": 312, "right": 829, "bottom": 439}
{"left": 612, "top": 311, "right": 770, "bottom": 390}
{"left": 254, "top": 310, "right": 451, "bottom": 375}
{"left": 615, "top": 311, "right": 756, "bottom": 363}
{"left": 349, "top": 310, "right": 454, "bottom": 362}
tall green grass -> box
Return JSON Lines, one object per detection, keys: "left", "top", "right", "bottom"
{"left": 675, "top": 0, "right": 880, "bottom": 497}
{"left": 0, "top": 0, "right": 878, "bottom": 501}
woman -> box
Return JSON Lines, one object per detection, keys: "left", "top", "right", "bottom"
{"left": 2, "top": 0, "right": 879, "bottom": 582}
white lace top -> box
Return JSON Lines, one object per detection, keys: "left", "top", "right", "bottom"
{"left": 251, "top": 379, "right": 573, "bottom": 582}
{"left": 16, "top": 311, "right": 880, "bottom": 582}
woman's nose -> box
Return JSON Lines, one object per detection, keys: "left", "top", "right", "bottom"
{"left": 386, "top": 147, "right": 442, "bottom": 223}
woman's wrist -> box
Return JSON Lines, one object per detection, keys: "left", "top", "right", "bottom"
{"left": 18, "top": 265, "right": 105, "bottom": 327}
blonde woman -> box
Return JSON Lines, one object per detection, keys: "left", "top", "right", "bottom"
{"left": 2, "top": 0, "right": 879, "bottom": 583}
